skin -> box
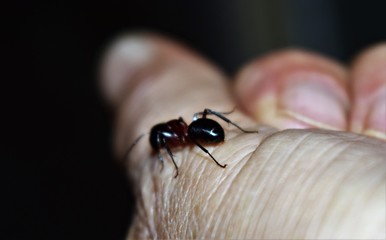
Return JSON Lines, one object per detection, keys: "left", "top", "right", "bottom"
{"left": 101, "top": 34, "right": 386, "bottom": 239}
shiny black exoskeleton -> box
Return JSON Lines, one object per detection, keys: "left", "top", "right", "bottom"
{"left": 128, "top": 108, "right": 258, "bottom": 178}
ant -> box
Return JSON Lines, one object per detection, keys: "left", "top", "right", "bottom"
{"left": 127, "top": 108, "right": 258, "bottom": 178}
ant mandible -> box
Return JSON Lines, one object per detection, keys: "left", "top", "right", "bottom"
{"left": 127, "top": 108, "right": 258, "bottom": 178}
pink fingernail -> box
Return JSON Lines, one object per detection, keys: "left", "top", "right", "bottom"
{"left": 280, "top": 72, "right": 348, "bottom": 129}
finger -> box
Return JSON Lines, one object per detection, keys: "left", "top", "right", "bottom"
{"left": 101, "top": 36, "right": 385, "bottom": 239}
{"left": 350, "top": 43, "right": 386, "bottom": 140}
{"left": 101, "top": 33, "right": 272, "bottom": 238}
{"left": 101, "top": 33, "right": 266, "bottom": 175}
{"left": 234, "top": 50, "right": 350, "bottom": 130}
{"left": 100, "top": 33, "right": 219, "bottom": 106}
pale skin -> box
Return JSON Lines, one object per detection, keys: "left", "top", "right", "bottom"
{"left": 101, "top": 34, "right": 386, "bottom": 239}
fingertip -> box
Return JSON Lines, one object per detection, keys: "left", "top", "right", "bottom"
{"left": 350, "top": 43, "right": 386, "bottom": 139}
{"left": 100, "top": 32, "right": 156, "bottom": 106}
{"left": 101, "top": 32, "right": 226, "bottom": 107}
{"left": 234, "top": 50, "right": 349, "bottom": 130}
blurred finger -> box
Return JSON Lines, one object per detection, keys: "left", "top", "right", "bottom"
{"left": 350, "top": 43, "right": 386, "bottom": 140}
{"left": 101, "top": 33, "right": 261, "bottom": 177}
{"left": 234, "top": 50, "right": 350, "bottom": 130}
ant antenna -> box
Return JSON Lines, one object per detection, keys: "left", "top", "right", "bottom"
{"left": 218, "top": 106, "right": 237, "bottom": 115}
{"left": 124, "top": 133, "right": 148, "bottom": 162}
{"left": 193, "top": 107, "right": 237, "bottom": 121}
{"left": 195, "top": 108, "right": 258, "bottom": 133}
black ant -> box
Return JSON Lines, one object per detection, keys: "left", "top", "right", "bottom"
{"left": 127, "top": 108, "right": 258, "bottom": 178}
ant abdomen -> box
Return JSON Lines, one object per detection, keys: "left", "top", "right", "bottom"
{"left": 188, "top": 118, "right": 224, "bottom": 144}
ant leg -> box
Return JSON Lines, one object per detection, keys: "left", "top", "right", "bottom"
{"left": 157, "top": 153, "right": 164, "bottom": 172}
{"left": 202, "top": 108, "right": 258, "bottom": 133}
{"left": 193, "top": 140, "right": 227, "bottom": 168}
{"left": 162, "top": 141, "right": 179, "bottom": 178}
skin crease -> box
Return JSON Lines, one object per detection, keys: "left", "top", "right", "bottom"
{"left": 101, "top": 34, "right": 386, "bottom": 239}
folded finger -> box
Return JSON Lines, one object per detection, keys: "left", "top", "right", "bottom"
{"left": 350, "top": 43, "right": 386, "bottom": 140}
{"left": 234, "top": 50, "right": 350, "bottom": 130}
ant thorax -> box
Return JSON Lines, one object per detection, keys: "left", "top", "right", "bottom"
{"left": 149, "top": 118, "right": 189, "bottom": 150}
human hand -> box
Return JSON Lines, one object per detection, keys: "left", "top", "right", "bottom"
{"left": 101, "top": 34, "right": 385, "bottom": 239}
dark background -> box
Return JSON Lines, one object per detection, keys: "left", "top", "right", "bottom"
{"left": 4, "top": 0, "right": 386, "bottom": 239}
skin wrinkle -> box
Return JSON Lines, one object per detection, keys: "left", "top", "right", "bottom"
{"left": 336, "top": 164, "right": 384, "bottom": 238}
{"left": 302, "top": 140, "right": 352, "bottom": 237}
{"left": 215, "top": 133, "right": 265, "bottom": 237}
{"left": 151, "top": 174, "right": 161, "bottom": 237}
{"left": 172, "top": 186, "right": 183, "bottom": 239}
{"left": 226, "top": 148, "right": 266, "bottom": 236}
{"left": 310, "top": 141, "right": 366, "bottom": 238}
{"left": 223, "top": 149, "right": 257, "bottom": 237}
{"left": 179, "top": 158, "right": 199, "bottom": 238}
{"left": 169, "top": 140, "right": 232, "bottom": 238}
{"left": 202, "top": 132, "right": 261, "bottom": 238}
{"left": 266, "top": 131, "right": 334, "bottom": 238}
{"left": 183, "top": 188, "right": 196, "bottom": 239}
{"left": 241, "top": 136, "right": 283, "bottom": 238}
{"left": 259, "top": 132, "right": 312, "bottom": 238}
{"left": 166, "top": 184, "right": 176, "bottom": 238}
{"left": 238, "top": 141, "right": 280, "bottom": 237}
{"left": 135, "top": 176, "right": 155, "bottom": 239}
{"left": 362, "top": 165, "right": 386, "bottom": 212}
{"left": 193, "top": 165, "right": 220, "bottom": 237}
{"left": 157, "top": 175, "right": 168, "bottom": 238}
{"left": 204, "top": 167, "right": 234, "bottom": 238}
{"left": 363, "top": 179, "right": 386, "bottom": 238}
{"left": 277, "top": 135, "right": 328, "bottom": 238}
{"left": 184, "top": 128, "right": 253, "bottom": 237}
{"left": 158, "top": 166, "right": 176, "bottom": 237}
{"left": 213, "top": 144, "right": 258, "bottom": 238}
{"left": 290, "top": 137, "right": 340, "bottom": 237}
{"left": 183, "top": 144, "right": 226, "bottom": 238}
{"left": 269, "top": 137, "right": 314, "bottom": 237}
{"left": 209, "top": 182, "right": 236, "bottom": 239}
{"left": 174, "top": 175, "right": 190, "bottom": 238}
{"left": 289, "top": 136, "right": 356, "bottom": 237}
{"left": 322, "top": 149, "right": 385, "bottom": 238}
{"left": 178, "top": 154, "right": 193, "bottom": 238}
{"left": 200, "top": 150, "right": 237, "bottom": 237}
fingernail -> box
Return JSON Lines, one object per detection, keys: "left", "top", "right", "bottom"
{"left": 364, "top": 87, "right": 386, "bottom": 139}
{"left": 280, "top": 72, "right": 348, "bottom": 129}
{"left": 101, "top": 34, "right": 154, "bottom": 104}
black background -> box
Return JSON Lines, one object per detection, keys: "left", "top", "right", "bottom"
{"left": 4, "top": 1, "right": 386, "bottom": 239}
